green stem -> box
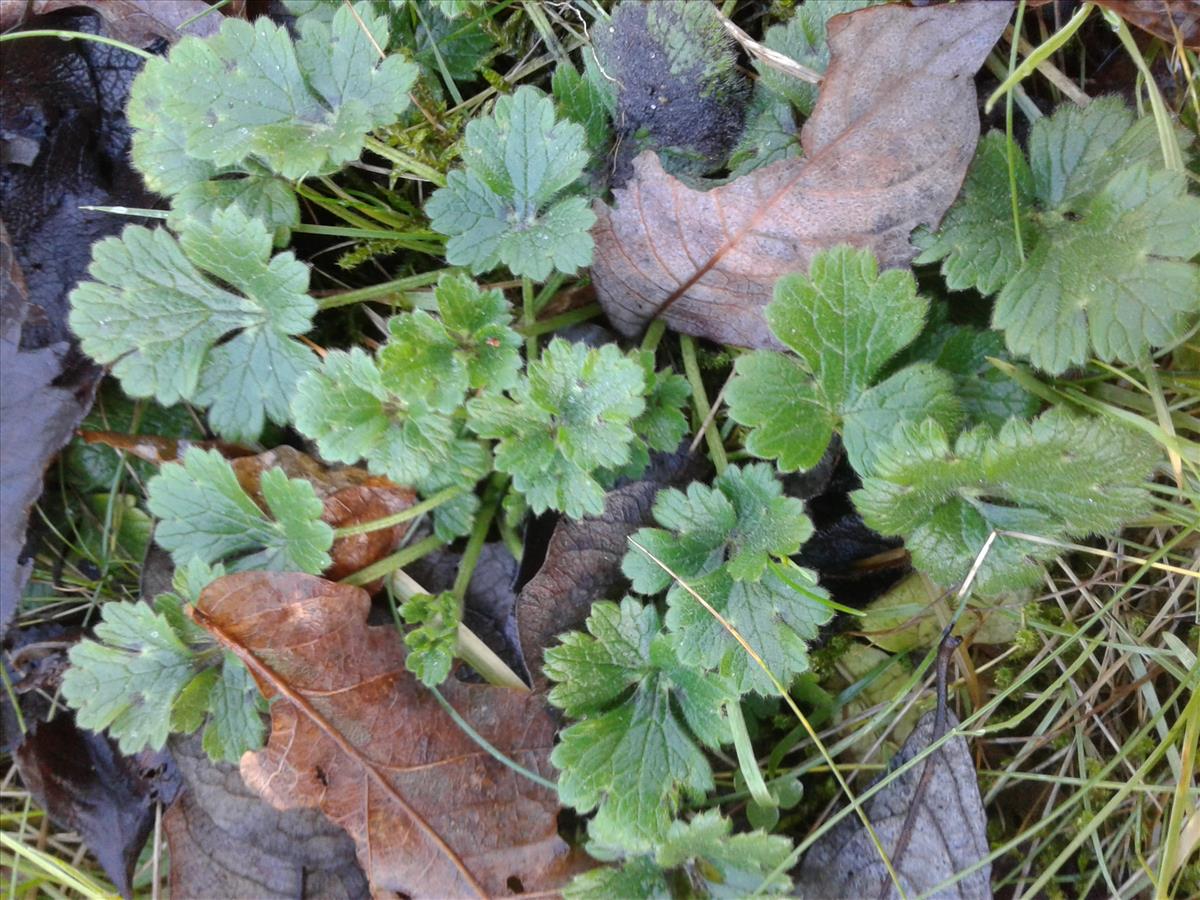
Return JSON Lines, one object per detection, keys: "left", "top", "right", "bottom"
{"left": 332, "top": 485, "right": 466, "bottom": 539}
{"left": 0, "top": 29, "right": 152, "bottom": 59}
{"left": 728, "top": 701, "right": 776, "bottom": 811}
{"left": 429, "top": 686, "right": 555, "bottom": 789}
{"left": 680, "top": 334, "right": 728, "bottom": 474}
{"left": 363, "top": 137, "right": 447, "bottom": 186}
{"left": 985, "top": 2, "right": 1093, "bottom": 113}
{"left": 451, "top": 476, "right": 506, "bottom": 602}
{"left": 1005, "top": 0, "right": 1027, "bottom": 263}
{"left": 641, "top": 319, "right": 667, "bottom": 353}
{"left": 517, "top": 303, "right": 601, "bottom": 337}
{"left": 339, "top": 535, "right": 444, "bottom": 586}
{"left": 522, "top": 277, "right": 538, "bottom": 359}
{"left": 532, "top": 273, "right": 567, "bottom": 315}
{"left": 317, "top": 269, "right": 454, "bottom": 310}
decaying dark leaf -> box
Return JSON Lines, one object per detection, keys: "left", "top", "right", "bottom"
{"left": 590, "top": 1, "right": 1013, "bottom": 348}
{"left": 165, "top": 732, "right": 369, "bottom": 900}
{"left": 0, "top": 1, "right": 219, "bottom": 45}
{"left": 797, "top": 643, "right": 991, "bottom": 899}
{"left": 0, "top": 223, "right": 100, "bottom": 634}
{"left": 516, "top": 449, "right": 698, "bottom": 687}
{"left": 192, "top": 571, "right": 578, "bottom": 898}
{"left": 14, "top": 714, "right": 181, "bottom": 899}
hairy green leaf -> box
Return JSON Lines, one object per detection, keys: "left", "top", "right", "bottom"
{"left": 917, "top": 99, "right": 1200, "bottom": 374}
{"left": 546, "top": 599, "right": 735, "bottom": 852}
{"left": 62, "top": 602, "right": 200, "bottom": 754}
{"left": 426, "top": 86, "right": 595, "bottom": 280}
{"left": 727, "top": 246, "right": 959, "bottom": 474}
{"left": 146, "top": 448, "right": 332, "bottom": 574}
{"left": 624, "top": 465, "right": 832, "bottom": 695}
{"left": 68, "top": 208, "right": 317, "bottom": 441}
{"left": 400, "top": 591, "right": 460, "bottom": 687}
{"left": 201, "top": 654, "right": 267, "bottom": 764}
{"left": 853, "top": 409, "right": 1158, "bottom": 595}
{"left": 466, "top": 339, "right": 649, "bottom": 518}
{"left": 379, "top": 273, "right": 521, "bottom": 413}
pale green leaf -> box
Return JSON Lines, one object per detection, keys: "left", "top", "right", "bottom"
{"left": 426, "top": 86, "right": 595, "bottom": 280}
{"left": 728, "top": 247, "right": 953, "bottom": 475}
{"left": 656, "top": 810, "right": 793, "bottom": 897}
{"left": 62, "top": 602, "right": 200, "bottom": 754}
{"left": 201, "top": 654, "right": 267, "bottom": 764}
{"left": 400, "top": 591, "right": 460, "bottom": 687}
{"left": 68, "top": 207, "right": 316, "bottom": 441}
{"left": 146, "top": 447, "right": 332, "bottom": 574}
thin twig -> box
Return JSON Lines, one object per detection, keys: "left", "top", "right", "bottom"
{"left": 715, "top": 9, "right": 823, "bottom": 85}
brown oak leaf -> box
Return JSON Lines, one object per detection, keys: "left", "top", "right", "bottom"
{"left": 192, "top": 572, "right": 578, "bottom": 898}
{"left": 590, "top": 0, "right": 1013, "bottom": 348}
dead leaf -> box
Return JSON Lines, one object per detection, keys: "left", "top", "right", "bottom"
{"left": 517, "top": 449, "right": 699, "bottom": 687}
{"left": 15, "top": 714, "right": 180, "bottom": 899}
{"left": 1094, "top": 0, "right": 1200, "bottom": 48}
{"left": 798, "top": 700, "right": 991, "bottom": 896}
{"left": 0, "top": 1, "right": 220, "bottom": 44}
{"left": 165, "top": 732, "right": 368, "bottom": 900}
{"left": 0, "top": 222, "right": 100, "bottom": 633}
{"left": 77, "top": 431, "right": 255, "bottom": 466}
{"left": 590, "top": 1, "right": 1013, "bottom": 348}
{"left": 192, "top": 571, "right": 578, "bottom": 898}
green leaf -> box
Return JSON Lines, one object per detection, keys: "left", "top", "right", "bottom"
{"left": 201, "top": 654, "right": 267, "bottom": 764}
{"left": 291, "top": 346, "right": 481, "bottom": 486}
{"left": 546, "top": 599, "right": 736, "bottom": 852}
{"left": 552, "top": 61, "right": 612, "bottom": 158}
{"left": 129, "top": 2, "right": 415, "bottom": 240}
{"left": 624, "top": 465, "right": 831, "bottom": 695}
{"left": 68, "top": 207, "right": 317, "bottom": 441}
{"left": 913, "top": 132, "right": 1032, "bottom": 295}
{"left": 146, "top": 448, "right": 332, "bottom": 574}
{"left": 426, "top": 86, "right": 596, "bottom": 280}
{"left": 62, "top": 602, "right": 201, "bottom": 754}
{"left": 655, "top": 810, "right": 793, "bottom": 897}
{"left": 630, "top": 351, "right": 691, "bottom": 453}
{"left": 563, "top": 857, "right": 669, "bottom": 900}
{"left": 400, "top": 591, "right": 460, "bottom": 687}
{"left": 379, "top": 273, "right": 521, "bottom": 413}
{"left": 467, "top": 339, "right": 647, "bottom": 518}
{"left": 727, "top": 246, "right": 959, "bottom": 474}
{"left": 132, "top": 2, "right": 415, "bottom": 183}
{"left": 918, "top": 99, "right": 1200, "bottom": 374}
{"left": 727, "top": 87, "right": 800, "bottom": 178}
{"left": 853, "top": 409, "right": 1158, "bottom": 595}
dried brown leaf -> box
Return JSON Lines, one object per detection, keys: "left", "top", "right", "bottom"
{"left": 591, "top": 1, "right": 1013, "bottom": 348}
{"left": 796, "top": 708, "right": 992, "bottom": 899}
{"left": 192, "top": 572, "right": 576, "bottom": 898}
{"left": 1095, "top": 0, "right": 1200, "bottom": 48}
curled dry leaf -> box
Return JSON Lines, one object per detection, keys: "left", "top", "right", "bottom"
{"left": 192, "top": 571, "right": 577, "bottom": 898}
{"left": 591, "top": 1, "right": 1013, "bottom": 348}
{"left": 797, "top": 707, "right": 992, "bottom": 899}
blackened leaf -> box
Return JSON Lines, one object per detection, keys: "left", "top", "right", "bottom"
{"left": 796, "top": 709, "right": 992, "bottom": 899}
{"left": 14, "top": 713, "right": 181, "bottom": 899}
{"left": 0, "top": 223, "right": 99, "bottom": 633}
{"left": 165, "top": 732, "right": 368, "bottom": 900}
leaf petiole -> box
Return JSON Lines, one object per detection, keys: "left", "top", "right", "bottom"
{"left": 333, "top": 485, "right": 466, "bottom": 539}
